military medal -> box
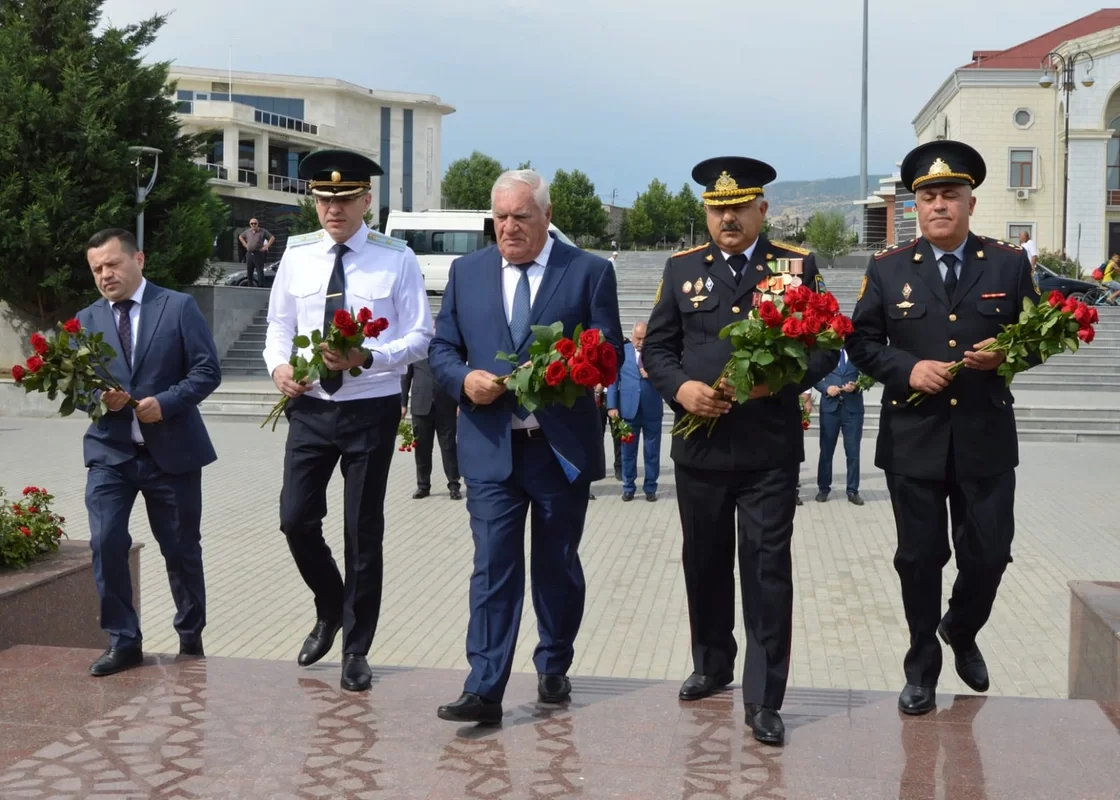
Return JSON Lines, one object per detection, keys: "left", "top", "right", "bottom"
{"left": 774, "top": 258, "right": 790, "bottom": 274}
{"left": 693, "top": 278, "right": 704, "bottom": 294}
{"left": 682, "top": 281, "right": 693, "bottom": 294}
{"left": 790, "top": 276, "right": 803, "bottom": 287}
{"left": 790, "top": 259, "right": 803, "bottom": 275}
{"left": 902, "top": 283, "right": 912, "bottom": 300}
{"left": 705, "top": 277, "right": 714, "bottom": 291}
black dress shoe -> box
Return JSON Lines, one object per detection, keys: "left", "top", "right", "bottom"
{"left": 815, "top": 491, "right": 829, "bottom": 502}
{"left": 340, "top": 655, "right": 372, "bottom": 692}
{"left": 449, "top": 486, "right": 462, "bottom": 500}
{"left": 622, "top": 492, "right": 634, "bottom": 502}
{"left": 745, "top": 704, "right": 785, "bottom": 745}
{"left": 298, "top": 618, "right": 341, "bottom": 667}
{"left": 437, "top": 692, "right": 503, "bottom": 724}
{"left": 413, "top": 488, "right": 430, "bottom": 499}
{"left": 89, "top": 646, "right": 143, "bottom": 677}
{"left": 898, "top": 683, "right": 937, "bottom": 715}
{"left": 938, "top": 624, "right": 990, "bottom": 692}
{"left": 538, "top": 673, "right": 571, "bottom": 703}
{"left": 795, "top": 496, "right": 803, "bottom": 506}
{"left": 645, "top": 492, "right": 657, "bottom": 502}
{"left": 614, "top": 468, "right": 622, "bottom": 481}
{"left": 848, "top": 493, "right": 865, "bottom": 506}
{"left": 178, "top": 639, "right": 204, "bottom": 657}
{"left": 588, "top": 491, "right": 596, "bottom": 500}
{"left": 678, "top": 671, "right": 734, "bottom": 701}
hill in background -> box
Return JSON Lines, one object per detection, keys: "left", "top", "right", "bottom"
{"left": 764, "top": 174, "right": 890, "bottom": 226}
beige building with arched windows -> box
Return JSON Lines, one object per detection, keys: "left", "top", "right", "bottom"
{"left": 908, "top": 9, "right": 1120, "bottom": 268}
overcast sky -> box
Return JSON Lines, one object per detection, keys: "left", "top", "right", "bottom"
{"left": 102, "top": 0, "right": 1107, "bottom": 202}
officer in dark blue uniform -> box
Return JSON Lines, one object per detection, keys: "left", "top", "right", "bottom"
{"left": 643, "top": 157, "right": 840, "bottom": 745}
{"left": 846, "top": 140, "right": 1040, "bottom": 715}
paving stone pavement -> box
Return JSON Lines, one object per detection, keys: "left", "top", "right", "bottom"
{"left": 0, "top": 416, "right": 1114, "bottom": 700}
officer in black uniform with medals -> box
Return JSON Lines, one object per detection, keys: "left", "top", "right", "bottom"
{"left": 643, "top": 157, "right": 840, "bottom": 746}
{"left": 846, "top": 140, "right": 1040, "bottom": 716}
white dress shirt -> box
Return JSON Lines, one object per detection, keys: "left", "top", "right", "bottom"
{"left": 263, "top": 223, "right": 433, "bottom": 401}
{"left": 111, "top": 279, "right": 146, "bottom": 443}
{"left": 501, "top": 235, "right": 555, "bottom": 429}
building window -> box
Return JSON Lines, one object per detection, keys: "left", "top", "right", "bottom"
{"left": 380, "top": 107, "right": 392, "bottom": 214}
{"left": 1013, "top": 108, "right": 1033, "bottom": 129}
{"left": 1008, "top": 223, "right": 1034, "bottom": 242}
{"left": 402, "top": 109, "right": 413, "bottom": 212}
{"left": 1009, "top": 149, "right": 1035, "bottom": 188}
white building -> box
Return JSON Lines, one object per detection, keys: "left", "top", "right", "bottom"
{"left": 169, "top": 66, "right": 454, "bottom": 259}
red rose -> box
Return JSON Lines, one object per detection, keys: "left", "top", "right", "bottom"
{"left": 555, "top": 338, "right": 577, "bottom": 359}
{"left": 30, "top": 332, "right": 48, "bottom": 355}
{"left": 784, "top": 286, "right": 810, "bottom": 313}
{"left": 1088, "top": 307, "right": 1100, "bottom": 325}
{"left": 570, "top": 361, "right": 601, "bottom": 388}
{"left": 579, "top": 329, "right": 601, "bottom": 351}
{"left": 26, "top": 355, "right": 44, "bottom": 373}
{"left": 356, "top": 307, "right": 373, "bottom": 324}
{"left": 781, "top": 317, "right": 805, "bottom": 339}
{"left": 801, "top": 313, "right": 826, "bottom": 336}
{"left": 598, "top": 343, "right": 618, "bottom": 374}
{"left": 802, "top": 420, "right": 810, "bottom": 431}
{"left": 807, "top": 292, "right": 830, "bottom": 313}
{"left": 1074, "top": 304, "right": 1093, "bottom": 329}
{"left": 1047, "top": 292, "right": 1064, "bottom": 307}
{"left": 63, "top": 318, "right": 82, "bottom": 334}
{"left": 581, "top": 342, "right": 600, "bottom": 365}
{"left": 11, "top": 364, "right": 26, "bottom": 383}
{"left": 22, "top": 487, "right": 34, "bottom": 496}
{"left": 1078, "top": 326, "right": 1095, "bottom": 343}
{"left": 362, "top": 322, "right": 379, "bottom": 338}
{"left": 13, "top": 507, "right": 22, "bottom": 516}
{"left": 20, "top": 527, "right": 30, "bottom": 537}
{"left": 758, "top": 301, "right": 783, "bottom": 328}
{"left": 55, "top": 527, "right": 63, "bottom": 537}
{"left": 1062, "top": 297, "right": 1079, "bottom": 314}
{"left": 372, "top": 317, "right": 389, "bottom": 335}
{"left": 824, "top": 293, "right": 840, "bottom": 315}
{"left": 830, "top": 315, "right": 855, "bottom": 338}
{"left": 28, "top": 506, "right": 39, "bottom": 514}
{"left": 332, "top": 309, "right": 354, "bottom": 329}
{"left": 544, "top": 360, "right": 569, "bottom": 387}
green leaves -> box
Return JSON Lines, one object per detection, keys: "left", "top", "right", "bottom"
{"left": 293, "top": 335, "right": 311, "bottom": 349}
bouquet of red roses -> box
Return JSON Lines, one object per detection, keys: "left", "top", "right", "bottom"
{"left": 397, "top": 420, "right": 416, "bottom": 452}
{"left": 9, "top": 319, "right": 138, "bottom": 422}
{"left": 261, "top": 308, "right": 388, "bottom": 430}
{"left": 608, "top": 414, "right": 635, "bottom": 444}
{"left": 801, "top": 401, "right": 812, "bottom": 431}
{"left": 672, "top": 278, "right": 853, "bottom": 439}
{"left": 907, "top": 290, "right": 1098, "bottom": 405}
{"left": 494, "top": 323, "right": 618, "bottom": 413}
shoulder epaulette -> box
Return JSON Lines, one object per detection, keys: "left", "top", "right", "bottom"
{"left": 770, "top": 240, "right": 811, "bottom": 256}
{"left": 671, "top": 244, "right": 707, "bottom": 259}
{"left": 287, "top": 230, "right": 325, "bottom": 248}
{"left": 873, "top": 239, "right": 918, "bottom": 260}
{"left": 367, "top": 231, "right": 407, "bottom": 251}
{"left": 978, "top": 235, "right": 1022, "bottom": 252}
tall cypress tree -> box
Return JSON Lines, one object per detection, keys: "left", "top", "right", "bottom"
{"left": 0, "top": 0, "right": 227, "bottom": 322}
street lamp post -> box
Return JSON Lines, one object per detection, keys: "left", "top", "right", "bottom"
{"left": 1039, "top": 51, "right": 1095, "bottom": 257}
{"left": 127, "top": 146, "right": 163, "bottom": 251}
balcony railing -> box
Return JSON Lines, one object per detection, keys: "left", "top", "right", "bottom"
{"left": 254, "top": 109, "right": 318, "bottom": 135}
{"left": 238, "top": 169, "right": 258, "bottom": 187}
{"left": 268, "top": 174, "right": 309, "bottom": 195}
{"left": 196, "top": 162, "right": 228, "bottom": 180}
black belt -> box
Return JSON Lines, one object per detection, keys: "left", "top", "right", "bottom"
{"left": 512, "top": 427, "right": 545, "bottom": 441}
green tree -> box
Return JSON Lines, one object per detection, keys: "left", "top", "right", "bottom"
{"left": 442, "top": 151, "right": 503, "bottom": 209}
{"left": 620, "top": 205, "right": 653, "bottom": 248}
{"left": 626, "top": 179, "right": 682, "bottom": 247}
{"left": 802, "top": 211, "right": 852, "bottom": 266}
{"left": 0, "top": 0, "right": 227, "bottom": 323}
{"left": 287, "top": 196, "right": 372, "bottom": 235}
{"left": 675, "top": 184, "right": 705, "bottom": 247}
{"left": 549, "top": 169, "right": 607, "bottom": 243}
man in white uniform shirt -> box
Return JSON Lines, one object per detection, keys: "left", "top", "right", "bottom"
{"left": 263, "top": 149, "right": 433, "bottom": 692}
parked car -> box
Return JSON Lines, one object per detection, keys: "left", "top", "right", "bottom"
{"left": 225, "top": 261, "right": 279, "bottom": 289}
{"left": 1034, "top": 264, "right": 1098, "bottom": 300}
{"left": 384, "top": 210, "right": 575, "bottom": 294}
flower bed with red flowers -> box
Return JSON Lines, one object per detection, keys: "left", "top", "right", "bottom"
{"left": 262, "top": 308, "right": 388, "bottom": 430}
{"left": 672, "top": 281, "right": 852, "bottom": 439}
{"left": 907, "top": 290, "right": 1098, "bottom": 405}
{"left": 495, "top": 323, "right": 619, "bottom": 413}
{"left": 0, "top": 486, "right": 67, "bottom": 569}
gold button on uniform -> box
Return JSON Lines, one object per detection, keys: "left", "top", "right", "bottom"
{"left": 732, "top": 306, "right": 741, "bottom": 313}
{"left": 891, "top": 400, "right": 898, "bottom": 406}
{"left": 949, "top": 339, "right": 957, "bottom": 347}
{"left": 949, "top": 314, "right": 957, "bottom": 322}
{"left": 950, "top": 398, "right": 958, "bottom": 407}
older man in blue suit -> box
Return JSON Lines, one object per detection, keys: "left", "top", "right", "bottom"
{"left": 429, "top": 169, "right": 622, "bottom": 723}
{"left": 813, "top": 348, "right": 865, "bottom": 505}
{"left": 79, "top": 228, "right": 222, "bottom": 677}
{"left": 607, "top": 321, "right": 663, "bottom": 501}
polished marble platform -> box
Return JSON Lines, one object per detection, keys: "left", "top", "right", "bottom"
{"left": 0, "top": 646, "right": 1118, "bottom": 799}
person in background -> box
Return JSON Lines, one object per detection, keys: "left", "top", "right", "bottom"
{"left": 239, "top": 219, "right": 275, "bottom": 287}
{"left": 401, "top": 347, "right": 461, "bottom": 501}
{"left": 1101, "top": 254, "right": 1120, "bottom": 305}
{"left": 607, "top": 321, "right": 663, "bottom": 502}
{"left": 813, "top": 348, "right": 865, "bottom": 506}
{"left": 796, "top": 390, "right": 813, "bottom": 506}
{"left": 1017, "top": 230, "right": 1038, "bottom": 269}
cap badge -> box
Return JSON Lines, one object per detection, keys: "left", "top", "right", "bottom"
{"left": 330, "top": 171, "right": 342, "bottom": 183}
{"left": 714, "top": 171, "right": 739, "bottom": 192}
{"left": 927, "top": 158, "right": 951, "bottom": 177}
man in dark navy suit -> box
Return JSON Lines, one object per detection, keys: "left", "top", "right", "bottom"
{"left": 401, "top": 351, "right": 461, "bottom": 500}
{"left": 813, "top": 348, "right": 865, "bottom": 505}
{"left": 79, "top": 228, "right": 222, "bottom": 677}
{"left": 607, "top": 321, "right": 663, "bottom": 501}
{"left": 429, "top": 169, "right": 622, "bottom": 723}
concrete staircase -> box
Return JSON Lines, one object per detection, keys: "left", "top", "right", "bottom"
{"left": 204, "top": 250, "right": 1120, "bottom": 441}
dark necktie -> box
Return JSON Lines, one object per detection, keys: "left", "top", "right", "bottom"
{"left": 728, "top": 253, "right": 747, "bottom": 285}
{"left": 508, "top": 262, "right": 534, "bottom": 419}
{"left": 941, "top": 253, "right": 960, "bottom": 302}
{"left": 321, "top": 243, "right": 349, "bottom": 396}
{"left": 113, "top": 300, "right": 134, "bottom": 366}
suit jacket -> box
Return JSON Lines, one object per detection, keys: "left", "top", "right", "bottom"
{"left": 814, "top": 351, "right": 864, "bottom": 414}
{"left": 76, "top": 283, "right": 221, "bottom": 474}
{"left": 846, "top": 232, "right": 1039, "bottom": 481}
{"left": 428, "top": 236, "right": 623, "bottom": 483}
{"left": 643, "top": 236, "right": 840, "bottom": 471}
{"left": 401, "top": 358, "right": 456, "bottom": 417}
{"left": 606, "top": 342, "right": 664, "bottom": 421}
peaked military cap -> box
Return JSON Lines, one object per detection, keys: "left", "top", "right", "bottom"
{"left": 691, "top": 156, "right": 777, "bottom": 207}
{"left": 298, "top": 149, "right": 383, "bottom": 198}
{"left": 901, "top": 140, "right": 986, "bottom": 193}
